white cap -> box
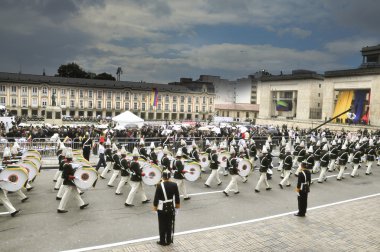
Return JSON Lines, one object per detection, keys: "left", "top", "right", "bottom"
{"left": 120, "top": 146, "right": 127, "bottom": 155}
{"left": 310, "top": 136, "right": 316, "bottom": 143}
{"left": 132, "top": 147, "right": 139, "bottom": 157}
{"left": 332, "top": 140, "right": 337, "bottom": 146}
{"left": 211, "top": 144, "right": 217, "bottom": 151}
{"left": 3, "top": 147, "right": 11, "bottom": 158}
{"left": 206, "top": 139, "right": 211, "bottom": 146}
{"left": 296, "top": 137, "right": 300, "bottom": 144}
{"left": 163, "top": 146, "right": 170, "bottom": 155}
{"left": 337, "top": 139, "right": 342, "bottom": 144}
{"left": 176, "top": 149, "right": 183, "bottom": 157}
{"left": 355, "top": 143, "right": 360, "bottom": 150}
{"left": 65, "top": 148, "right": 73, "bottom": 159}
{"left": 262, "top": 145, "right": 268, "bottom": 154}
{"left": 192, "top": 140, "right": 197, "bottom": 148}
{"left": 369, "top": 139, "right": 374, "bottom": 146}
{"left": 267, "top": 136, "right": 272, "bottom": 142}
{"left": 281, "top": 137, "right": 286, "bottom": 146}
{"left": 112, "top": 143, "right": 118, "bottom": 152}
{"left": 322, "top": 144, "right": 328, "bottom": 151}
{"left": 341, "top": 144, "right": 347, "bottom": 150}
{"left": 322, "top": 137, "right": 327, "bottom": 143}
{"left": 150, "top": 142, "right": 155, "bottom": 149}
{"left": 230, "top": 146, "right": 235, "bottom": 154}
{"left": 180, "top": 139, "right": 186, "bottom": 146}
{"left": 307, "top": 146, "right": 313, "bottom": 153}
{"left": 300, "top": 141, "right": 305, "bottom": 147}
{"left": 106, "top": 138, "right": 111, "bottom": 146}
{"left": 316, "top": 140, "right": 321, "bottom": 147}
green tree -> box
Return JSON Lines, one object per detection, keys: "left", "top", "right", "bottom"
{"left": 94, "top": 72, "right": 116, "bottom": 81}
{"left": 56, "top": 63, "right": 88, "bottom": 78}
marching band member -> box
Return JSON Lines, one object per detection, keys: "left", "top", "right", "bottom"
{"left": 219, "top": 140, "right": 229, "bottom": 176}
{"left": 248, "top": 139, "right": 258, "bottom": 165}
{"left": 173, "top": 149, "right": 191, "bottom": 200}
{"left": 238, "top": 145, "right": 248, "bottom": 183}
{"left": 376, "top": 138, "right": 380, "bottom": 166}
{"left": 100, "top": 139, "right": 113, "bottom": 179}
{"left": 328, "top": 140, "right": 338, "bottom": 172}
{"left": 54, "top": 143, "right": 66, "bottom": 190}
{"left": 295, "top": 141, "right": 306, "bottom": 176}
{"left": 305, "top": 146, "right": 315, "bottom": 171}
{"left": 336, "top": 142, "right": 348, "bottom": 180}
{"left": 115, "top": 147, "right": 130, "bottom": 195}
{"left": 202, "top": 139, "right": 212, "bottom": 172}
{"left": 366, "top": 139, "right": 376, "bottom": 175}
{"left": 223, "top": 147, "right": 239, "bottom": 196}
{"left": 205, "top": 144, "right": 222, "bottom": 188}
{"left": 108, "top": 144, "right": 121, "bottom": 187}
{"left": 279, "top": 142, "right": 293, "bottom": 189}
{"left": 276, "top": 137, "right": 286, "bottom": 172}
{"left": 292, "top": 137, "right": 301, "bottom": 167}
{"left": 125, "top": 147, "right": 150, "bottom": 207}
{"left": 53, "top": 141, "right": 64, "bottom": 182}
{"left": 180, "top": 139, "right": 189, "bottom": 159}
{"left": 351, "top": 143, "right": 362, "bottom": 177}
{"left": 139, "top": 138, "right": 149, "bottom": 160}
{"left": 255, "top": 145, "right": 272, "bottom": 193}
{"left": 317, "top": 144, "right": 330, "bottom": 183}
{"left": 347, "top": 137, "right": 356, "bottom": 163}
{"left": 190, "top": 140, "right": 200, "bottom": 163}
{"left": 0, "top": 186, "right": 19, "bottom": 217}
{"left": 161, "top": 146, "right": 172, "bottom": 172}
{"left": 82, "top": 132, "right": 92, "bottom": 161}
{"left": 149, "top": 142, "right": 158, "bottom": 165}
{"left": 312, "top": 141, "right": 322, "bottom": 174}
{"left": 57, "top": 148, "right": 89, "bottom": 213}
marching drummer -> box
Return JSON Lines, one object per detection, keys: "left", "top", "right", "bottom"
{"left": 57, "top": 148, "right": 89, "bottom": 213}
{"left": 161, "top": 146, "right": 172, "bottom": 172}
{"left": 0, "top": 187, "right": 20, "bottom": 217}
{"left": 190, "top": 140, "right": 200, "bottom": 163}
{"left": 125, "top": 147, "right": 150, "bottom": 207}
{"left": 173, "top": 149, "right": 191, "bottom": 200}
{"left": 107, "top": 144, "right": 121, "bottom": 187}
{"left": 223, "top": 147, "right": 239, "bottom": 196}
{"left": 115, "top": 146, "right": 130, "bottom": 195}
{"left": 100, "top": 139, "right": 113, "bottom": 179}
{"left": 139, "top": 138, "right": 149, "bottom": 160}
{"left": 205, "top": 144, "right": 222, "bottom": 188}
{"left": 180, "top": 139, "right": 189, "bottom": 159}
{"left": 149, "top": 142, "right": 158, "bottom": 165}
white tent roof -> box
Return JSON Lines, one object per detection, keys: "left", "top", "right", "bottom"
{"left": 112, "top": 111, "right": 144, "bottom": 124}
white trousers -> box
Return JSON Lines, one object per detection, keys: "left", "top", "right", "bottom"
{"left": 255, "top": 172, "right": 270, "bottom": 190}
{"left": 175, "top": 179, "right": 189, "bottom": 198}
{"left": 108, "top": 170, "right": 120, "bottom": 186}
{"left": 205, "top": 169, "right": 221, "bottom": 186}
{"left": 348, "top": 153, "right": 354, "bottom": 163}
{"left": 54, "top": 171, "right": 63, "bottom": 190}
{"left": 116, "top": 176, "right": 129, "bottom": 194}
{"left": 58, "top": 185, "right": 85, "bottom": 210}
{"left": 125, "top": 181, "right": 148, "bottom": 205}
{"left": 277, "top": 160, "right": 284, "bottom": 171}
{"left": 0, "top": 189, "right": 16, "bottom": 213}
{"left": 53, "top": 170, "right": 61, "bottom": 181}
{"left": 318, "top": 167, "right": 328, "bottom": 182}
{"left": 224, "top": 175, "right": 238, "bottom": 193}
{"left": 101, "top": 161, "right": 113, "bottom": 178}
{"left": 312, "top": 161, "right": 321, "bottom": 174}
{"left": 279, "top": 170, "right": 291, "bottom": 186}
{"left": 295, "top": 163, "right": 302, "bottom": 175}
{"left": 366, "top": 161, "right": 373, "bottom": 174}
{"left": 328, "top": 159, "right": 336, "bottom": 171}
{"left": 337, "top": 165, "right": 345, "bottom": 179}
{"left": 351, "top": 164, "right": 360, "bottom": 177}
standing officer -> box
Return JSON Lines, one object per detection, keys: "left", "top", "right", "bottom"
{"left": 82, "top": 132, "right": 92, "bottom": 161}
{"left": 294, "top": 161, "right": 311, "bottom": 217}
{"left": 153, "top": 170, "right": 180, "bottom": 246}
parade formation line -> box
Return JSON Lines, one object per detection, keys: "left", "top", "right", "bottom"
{"left": 61, "top": 192, "right": 380, "bottom": 252}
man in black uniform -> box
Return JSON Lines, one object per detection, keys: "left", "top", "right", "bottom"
{"left": 294, "top": 161, "right": 311, "bottom": 217}
{"left": 153, "top": 170, "right": 180, "bottom": 246}
{"left": 100, "top": 140, "right": 113, "bottom": 179}
{"left": 116, "top": 147, "right": 130, "bottom": 195}
{"left": 161, "top": 146, "right": 172, "bottom": 172}
{"left": 82, "top": 132, "right": 92, "bottom": 161}
{"left": 149, "top": 142, "right": 158, "bottom": 165}
{"left": 139, "top": 138, "right": 149, "bottom": 160}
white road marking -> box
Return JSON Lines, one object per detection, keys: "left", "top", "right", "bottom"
{"left": 0, "top": 212, "right": 10, "bottom": 215}
{"left": 61, "top": 192, "right": 380, "bottom": 252}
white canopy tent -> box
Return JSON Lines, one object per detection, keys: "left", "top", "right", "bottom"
{"left": 112, "top": 111, "right": 144, "bottom": 128}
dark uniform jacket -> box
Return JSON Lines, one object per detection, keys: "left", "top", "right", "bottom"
{"left": 314, "top": 147, "right": 321, "bottom": 161}
{"left": 320, "top": 151, "right": 330, "bottom": 167}
{"left": 190, "top": 149, "right": 200, "bottom": 162}
{"left": 153, "top": 181, "right": 180, "bottom": 212}
{"left": 259, "top": 154, "right": 270, "bottom": 173}
{"left": 228, "top": 157, "right": 239, "bottom": 175}
{"left": 249, "top": 144, "right": 258, "bottom": 160}
{"left": 173, "top": 159, "right": 185, "bottom": 179}
{"left": 366, "top": 146, "right": 376, "bottom": 161}
{"left": 279, "top": 146, "right": 286, "bottom": 160}
{"left": 161, "top": 156, "right": 171, "bottom": 171}
{"left": 120, "top": 158, "right": 130, "bottom": 176}
{"left": 297, "top": 169, "right": 311, "bottom": 193}
{"left": 181, "top": 146, "right": 189, "bottom": 158}
{"left": 105, "top": 148, "right": 113, "bottom": 162}
{"left": 297, "top": 148, "right": 306, "bottom": 162}
{"left": 338, "top": 150, "right": 348, "bottom": 165}
{"left": 283, "top": 154, "right": 293, "bottom": 170}
{"left": 353, "top": 150, "right": 362, "bottom": 164}
{"left": 330, "top": 147, "right": 339, "bottom": 160}
{"left": 130, "top": 161, "right": 143, "bottom": 182}
{"left": 112, "top": 153, "right": 121, "bottom": 170}
{"left": 305, "top": 153, "right": 315, "bottom": 169}
{"left": 149, "top": 150, "right": 158, "bottom": 165}
{"left": 139, "top": 147, "right": 148, "bottom": 160}
{"left": 62, "top": 162, "right": 76, "bottom": 186}
{"left": 209, "top": 152, "right": 219, "bottom": 169}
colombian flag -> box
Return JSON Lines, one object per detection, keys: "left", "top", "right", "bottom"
{"left": 151, "top": 88, "right": 158, "bottom": 107}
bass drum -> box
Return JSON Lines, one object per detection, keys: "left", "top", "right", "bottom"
{"left": 20, "top": 160, "right": 39, "bottom": 181}
{"left": 238, "top": 158, "right": 252, "bottom": 177}
{"left": 183, "top": 161, "right": 201, "bottom": 182}
{"left": 23, "top": 156, "right": 41, "bottom": 170}
{"left": 141, "top": 162, "right": 162, "bottom": 186}
{"left": 22, "top": 150, "right": 41, "bottom": 160}
{"left": 218, "top": 151, "right": 231, "bottom": 168}
{"left": 0, "top": 166, "right": 29, "bottom": 192}
{"left": 199, "top": 152, "right": 209, "bottom": 169}
{"left": 74, "top": 167, "right": 98, "bottom": 190}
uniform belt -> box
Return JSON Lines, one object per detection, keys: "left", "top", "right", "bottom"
{"left": 83, "top": 145, "right": 91, "bottom": 147}
{"left": 163, "top": 199, "right": 173, "bottom": 203}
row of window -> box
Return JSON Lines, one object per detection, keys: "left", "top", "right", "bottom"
{"left": 0, "top": 86, "right": 213, "bottom": 104}
{"left": 1, "top": 97, "right": 213, "bottom": 113}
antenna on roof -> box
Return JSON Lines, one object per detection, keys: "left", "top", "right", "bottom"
{"left": 19, "top": 64, "right": 22, "bottom": 74}
{"left": 43, "top": 68, "right": 46, "bottom": 76}
{"left": 116, "top": 67, "right": 123, "bottom": 81}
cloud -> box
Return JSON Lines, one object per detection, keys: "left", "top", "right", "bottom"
{"left": 277, "top": 27, "right": 312, "bottom": 39}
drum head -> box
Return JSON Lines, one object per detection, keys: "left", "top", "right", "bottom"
{"left": 74, "top": 168, "right": 98, "bottom": 190}
{"left": 184, "top": 162, "right": 201, "bottom": 182}
{"left": 20, "top": 161, "right": 39, "bottom": 181}
{"left": 238, "top": 159, "right": 252, "bottom": 177}
{"left": 141, "top": 163, "right": 162, "bottom": 186}
{"left": 218, "top": 151, "right": 230, "bottom": 168}
{"left": 0, "top": 167, "right": 28, "bottom": 192}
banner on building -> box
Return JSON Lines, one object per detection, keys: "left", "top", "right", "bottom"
{"left": 276, "top": 100, "right": 292, "bottom": 111}
{"left": 151, "top": 88, "right": 158, "bottom": 107}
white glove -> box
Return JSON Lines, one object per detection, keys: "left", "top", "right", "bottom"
{"left": 175, "top": 208, "right": 179, "bottom": 216}
{"left": 296, "top": 192, "right": 300, "bottom": 197}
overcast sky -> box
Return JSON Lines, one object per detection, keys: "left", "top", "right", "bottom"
{"left": 0, "top": 0, "right": 379, "bottom": 83}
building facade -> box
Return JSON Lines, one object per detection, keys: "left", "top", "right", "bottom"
{"left": 0, "top": 73, "right": 216, "bottom": 122}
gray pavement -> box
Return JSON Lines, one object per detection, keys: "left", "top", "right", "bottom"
{"left": 1, "top": 153, "right": 380, "bottom": 252}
